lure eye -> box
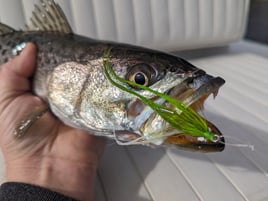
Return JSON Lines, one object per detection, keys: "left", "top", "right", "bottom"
{"left": 126, "top": 63, "right": 156, "bottom": 87}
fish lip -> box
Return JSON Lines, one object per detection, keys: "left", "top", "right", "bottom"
{"left": 165, "top": 135, "right": 225, "bottom": 152}
{"left": 164, "top": 120, "right": 225, "bottom": 152}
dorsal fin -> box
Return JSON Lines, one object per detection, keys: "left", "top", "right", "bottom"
{"left": 0, "top": 23, "right": 15, "bottom": 35}
{"left": 25, "top": 0, "right": 73, "bottom": 34}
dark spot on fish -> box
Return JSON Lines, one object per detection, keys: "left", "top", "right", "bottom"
{"left": 2, "top": 49, "right": 7, "bottom": 55}
{"left": 186, "top": 77, "right": 194, "bottom": 85}
{"left": 52, "top": 59, "right": 57, "bottom": 65}
{"left": 4, "top": 57, "right": 8, "bottom": 63}
{"left": 77, "top": 52, "right": 89, "bottom": 62}
{"left": 170, "top": 66, "right": 177, "bottom": 72}
{"left": 25, "top": 35, "right": 33, "bottom": 42}
{"left": 192, "top": 69, "right": 206, "bottom": 77}
{"left": 14, "top": 36, "right": 21, "bottom": 42}
{"left": 48, "top": 46, "right": 54, "bottom": 53}
{"left": 45, "top": 58, "right": 51, "bottom": 64}
{"left": 7, "top": 41, "right": 12, "bottom": 46}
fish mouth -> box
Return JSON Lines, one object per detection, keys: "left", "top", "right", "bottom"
{"left": 126, "top": 73, "right": 225, "bottom": 152}
{"left": 163, "top": 75, "right": 225, "bottom": 152}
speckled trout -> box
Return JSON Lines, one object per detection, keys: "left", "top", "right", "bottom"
{"left": 0, "top": 0, "right": 225, "bottom": 152}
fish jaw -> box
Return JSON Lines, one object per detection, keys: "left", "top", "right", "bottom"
{"left": 164, "top": 120, "right": 225, "bottom": 152}
{"left": 125, "top": 69, "right": 225, "bottom": 152}
{"left": 169, "top": 73, "right": 225, "bottom": 152}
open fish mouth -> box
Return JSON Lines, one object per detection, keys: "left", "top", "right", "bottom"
{"left": 163, "top": 75, "right": 225, "bottom": 152}
{"left": 131, "top": 74, "right": 226, "bottom": 152}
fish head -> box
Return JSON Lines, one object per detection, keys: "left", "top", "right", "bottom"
{"left": 106, "top": 46, "right": 225, "bottom": 152}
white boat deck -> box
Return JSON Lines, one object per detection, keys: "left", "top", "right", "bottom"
{"left": 95, "top": 40, "right": 268, "bottom": 201}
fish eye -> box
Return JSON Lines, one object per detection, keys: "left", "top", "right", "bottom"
{"left": 129, "top": 72, "right": 149, "bottom": 86}
{"left": 126, "top": 63, "right": 155, "bottom": 87}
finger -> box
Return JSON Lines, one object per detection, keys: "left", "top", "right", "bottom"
{"left": 0, "top": 43, "right": 37, "bottom": 103}
{"left": 4, "top": 43, "right": 37, "bottom": 78}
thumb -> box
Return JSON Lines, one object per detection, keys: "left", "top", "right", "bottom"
{"left": 0, "top": 43, "right": 37, "bottom": 94}
{"left": 7, "top": 43, "right": 37, "bottom": 78}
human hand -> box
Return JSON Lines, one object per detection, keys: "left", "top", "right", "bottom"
{"left": 0, "top": 43, "right": 105, "bottom": 201}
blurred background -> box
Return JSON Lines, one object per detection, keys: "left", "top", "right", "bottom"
{"left": 246, "top": 0, "right": 268, "bottom": 44}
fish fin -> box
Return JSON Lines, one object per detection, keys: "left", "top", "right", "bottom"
{"left": 0, "top": 23, "right": 16, "bottom": 35}
{"left": 25, "top": 0, "right": 73, "bottom": 34}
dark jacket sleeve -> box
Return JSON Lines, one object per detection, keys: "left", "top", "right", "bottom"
{"left": 0, "top": 182, "right": 79, "bottom": 201}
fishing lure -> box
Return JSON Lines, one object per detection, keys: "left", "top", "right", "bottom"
{"left": 103, "top": 49, "right": 219, "bottom": 143}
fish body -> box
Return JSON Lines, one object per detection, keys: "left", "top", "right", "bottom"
{"left": 0, "top": 0, "right": 225, "bottom": 152}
